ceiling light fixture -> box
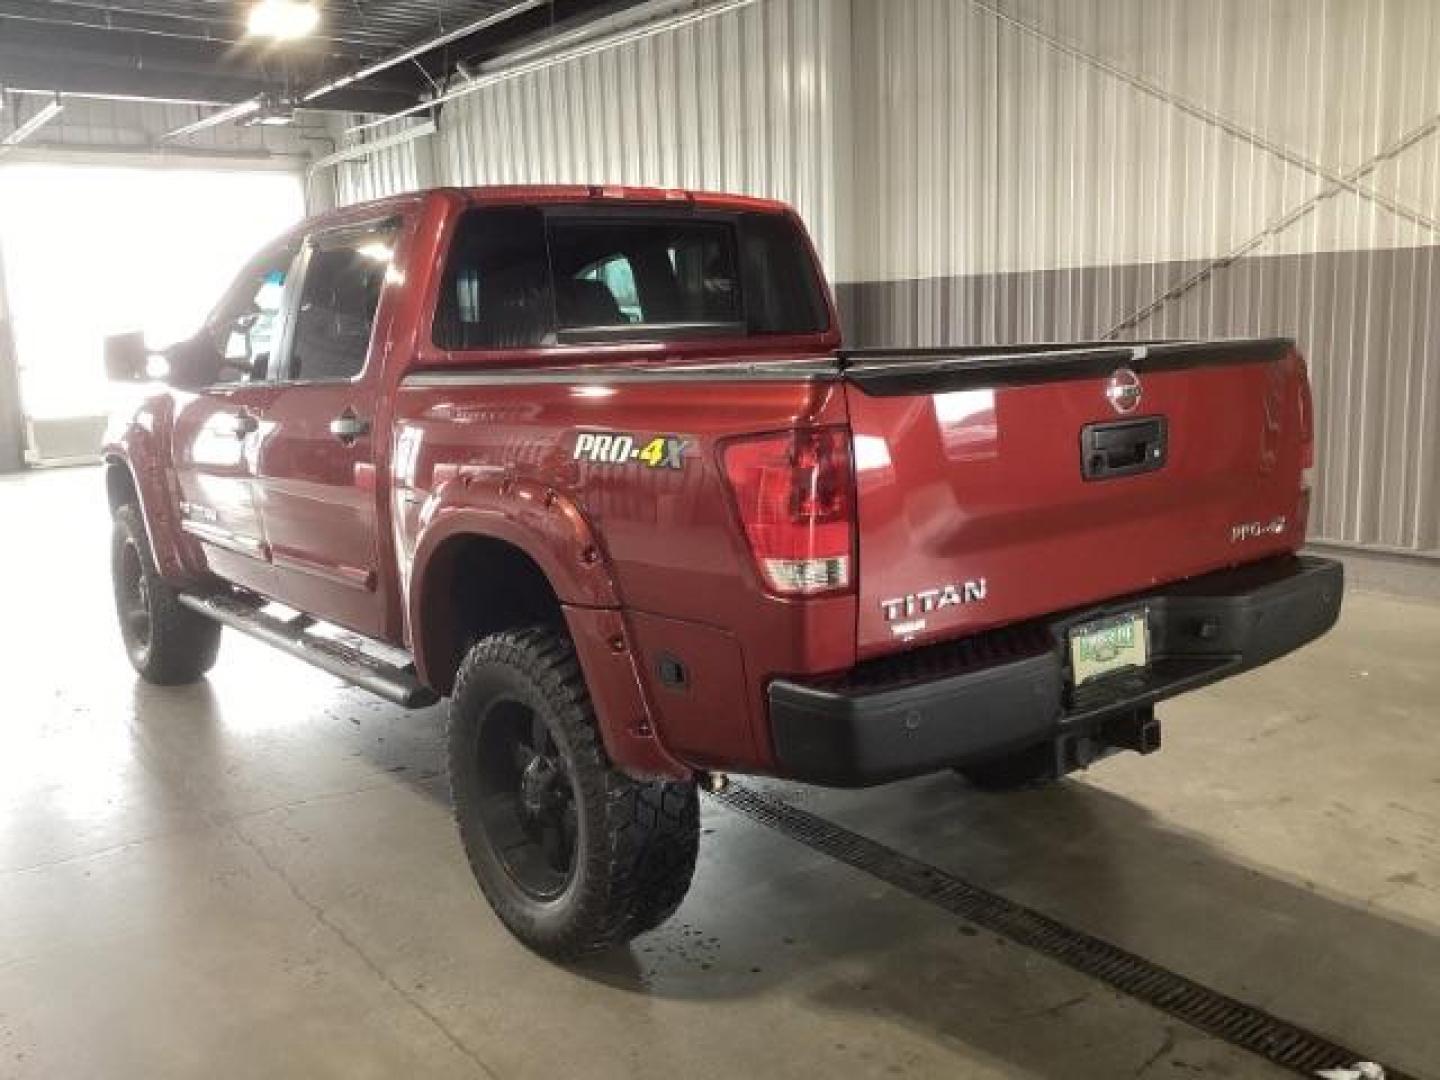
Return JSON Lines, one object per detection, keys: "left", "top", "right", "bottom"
{"left": 247, "top": 0, "right": 320, "bottom": 41}
{"left": 243, "top": 94, "right": 297, "bottom": 126}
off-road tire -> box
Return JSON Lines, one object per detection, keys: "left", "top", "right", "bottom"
{"left": 111, "top": 504, "right": 222, "bottom": 685}
{"left": 448, "top": 627, "right": 699, "bottom": 959}
{"left": 955, "top": 743, "right": 1059, "bottom": 792}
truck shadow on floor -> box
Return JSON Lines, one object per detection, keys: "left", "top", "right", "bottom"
{"left": 159, "top": 681, "right": 1439, "bottom": 1079}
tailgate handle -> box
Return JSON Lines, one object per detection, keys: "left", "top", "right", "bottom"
{"left": 1081, "top": 417, "right": 1167, "bottom": 480}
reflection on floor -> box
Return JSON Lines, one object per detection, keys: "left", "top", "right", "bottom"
{"left": 1, "top": 465, "right": 1435, "bottom": 1079}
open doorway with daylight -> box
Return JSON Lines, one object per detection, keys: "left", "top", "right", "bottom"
{"left": 0, "top": 163, "right": 304, "bottom": 464}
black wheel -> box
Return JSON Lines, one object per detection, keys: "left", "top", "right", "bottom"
{"left": 448, "top": 627, "right": 699, "bottom": 959}
{"left": 955, "top": 743, "right": 1059, "bottom": 792}
{"left": 111, "top": 505, "right": 221, "bottom": 685}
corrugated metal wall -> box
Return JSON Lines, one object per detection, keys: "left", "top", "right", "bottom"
{"left": 328, "top": 0, "right": 1439, "bottom": 561}
{"left": 332, "top": 0, "right": 850, "bottom": 273}
{"left": 436, "top": 0, "right": 848, "bottom": 271}
{"left": 330, "top": 118, "right": 427, "bottom": 206}
{"left": 846, "top": 0, "right": 1440, "bottom": 557}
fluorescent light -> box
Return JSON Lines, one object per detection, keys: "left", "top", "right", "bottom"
{"left": 2, "top": 94, "right": 63, "bottom": 147}
{"left": 162, "top": 99, "right": 261, "bottom": 142}
{"left": 247, "top": 0, "right": 319, "bottom": 40}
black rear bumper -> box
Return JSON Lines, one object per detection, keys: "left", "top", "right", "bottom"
{"left": 768, "top": 555, "right": 1343, "bottom": 786}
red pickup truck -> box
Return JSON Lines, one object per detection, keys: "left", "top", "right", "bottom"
{"left": 103, "top": 185, "right": 1342, "bottom": 958}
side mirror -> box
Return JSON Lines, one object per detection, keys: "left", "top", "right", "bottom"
{"left": 104, "top": 331, "right": 153, "bottom": 382}
{"left": 165, "top": 334, "right": 228, "bottom": 390}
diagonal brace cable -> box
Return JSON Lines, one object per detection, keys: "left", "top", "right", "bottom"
{"left": 1104, "top": 110, "right": 1440, "bottom": 337}
{"left": 966, "top": 0, "right": 1440, "bottom": 235}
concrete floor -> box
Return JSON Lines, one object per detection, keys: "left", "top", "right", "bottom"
{"left": 1, "top": 465, "right": 1436, "bottom": 1080}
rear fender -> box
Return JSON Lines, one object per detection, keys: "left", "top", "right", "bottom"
{"left": 407, "top": 474, "right": 621, "bottom": 616}
{"left": 406, "top": 479, "right": 688, "bottom": 781}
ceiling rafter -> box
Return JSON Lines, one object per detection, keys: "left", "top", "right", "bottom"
{"left": 0, "top": 0, "right": 635, "bottom": 136}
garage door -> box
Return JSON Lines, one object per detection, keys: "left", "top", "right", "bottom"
{"left": 0, "top": 163, "right": 304, "bottom": 463}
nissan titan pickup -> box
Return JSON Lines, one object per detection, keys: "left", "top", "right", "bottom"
{"left": 103, "top": 185, "right": 1343, "bottom": 958}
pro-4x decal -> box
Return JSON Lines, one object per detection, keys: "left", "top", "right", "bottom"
{"left": 573, "top": 432, "right": 688, "bottom": 470}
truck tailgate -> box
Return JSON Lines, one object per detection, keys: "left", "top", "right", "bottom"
{"left": 842, "top": 340, "right": 1313, "bottom": 660}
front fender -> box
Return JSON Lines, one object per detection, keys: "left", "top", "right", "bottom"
{"left": 104, "top": 397, "right": 201, "bottom": 583}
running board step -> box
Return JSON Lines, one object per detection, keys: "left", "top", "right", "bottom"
{"left": 179, "top": 592, "right": 439, "bottom": 709}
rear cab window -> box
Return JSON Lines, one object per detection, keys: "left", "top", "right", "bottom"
{"left": 432, "top": 205, "right": 828, "bottom": 350}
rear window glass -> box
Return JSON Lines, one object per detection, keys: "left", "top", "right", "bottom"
{"left": 433, "top": 207, "right": 828, "bottom": 349}
{"left": 548, "top": 219, "right": 742, "bottom": 334}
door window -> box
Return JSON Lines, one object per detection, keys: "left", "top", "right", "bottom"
{"left": 210, "top": 246, "right": 296, "bottom": 385}
{"left": 287, "top": 221, "right": 398, "bottom": 383}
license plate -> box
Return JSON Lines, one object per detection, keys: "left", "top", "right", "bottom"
{"left": 1068, "top": 611, "right": 1149, "bottom": 687}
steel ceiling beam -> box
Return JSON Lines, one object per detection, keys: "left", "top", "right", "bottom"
{"left": 161, "top": 1, "right": 546, "bottom": 141}
{"left": 300, "top": 0, "right": 550, "bottom": 104}
{"left": 0, "top": 34, "right": 417, "bottom": 116}
{"left": 0, "top": 0, "right": 238, "bottom": 45}
{"left": 0, "top": 0, "right": 397, "bottom": 54}
{"left": 348, "top": 0, "right": 762, "bottom": 134}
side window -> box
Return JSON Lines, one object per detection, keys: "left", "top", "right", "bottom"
{"left": 434, "top": 208, "right": 553, "bottom": 349}
{"left": 738, "top": 213, "right": 829, "bottom": 334}
{"left": 288, "top": 221, "right": 398, "bottom": 382}
{"left": 212, "top": 247, "right": 295, "bottom": 385}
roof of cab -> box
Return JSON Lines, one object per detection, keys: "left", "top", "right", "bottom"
{"left": 453, "top": 184, "right": 793, "bottom": 214}
{"left": 302, "top": 184, "right": 795, "bottom": 232}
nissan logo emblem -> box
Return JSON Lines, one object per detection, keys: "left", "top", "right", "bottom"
{"left": 1106, "top": 367, "right": 1142, "bottom": 414}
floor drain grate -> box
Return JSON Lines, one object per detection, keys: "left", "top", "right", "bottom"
{"left": 711, "top": 783, "right": 1419, "bottom": 1080}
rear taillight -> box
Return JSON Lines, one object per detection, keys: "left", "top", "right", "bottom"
{"left": 1295, "top": 354, "right": 1315, "bottom": 535}
{"left": 721, "top": 427, "right": 855, "bottom": 596}
{"left": 1297, "top": 354, "right": 1315, "bottom": 492}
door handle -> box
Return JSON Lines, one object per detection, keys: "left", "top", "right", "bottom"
{"left": 230, "top": 410, "right": 259, "bottom": 438}
{"left": 330, "top": 409, "right": 371, "bottom": 445}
